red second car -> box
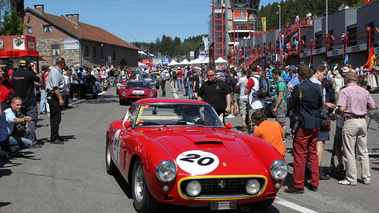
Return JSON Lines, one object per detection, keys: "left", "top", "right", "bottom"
{"left": 118, "top": 81, "right": 157, "bottom": 105}
{"left": 106, "top": 98, "right": 288, "bottom": 213}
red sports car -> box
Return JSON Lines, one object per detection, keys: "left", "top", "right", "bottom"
{"left": 106, "top": 98, "right": 288, "bottom": 213}
{"left": 118, "top": 81, "right": 157, "bottom": 105}
{"left": 116, "top": 78, "right": 128, "bottom": 95}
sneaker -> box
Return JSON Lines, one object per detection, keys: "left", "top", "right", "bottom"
{"left": 226, "top": 114, "right": 235, "bottom": 118}
{"left": 362, "top": 179, "right": 370, "bottom": 185}
{"left": 338, "top": 179, "right": 357, "bottom": 186}
{"left": 284, "top": 187, "right": 304, "bottom": 194}
{"left": 50, "top": 139, "right": 64, "bottom": 145}
{"left": 73, "top": 98, "right": 79, "bottom": 101}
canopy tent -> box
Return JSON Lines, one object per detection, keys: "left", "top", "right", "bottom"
{"left": 168, "top": 60, "right": 179, "bottom": 66}
{"left": 215, "top": 57, "right": 228, "bottom": 64}
{"left": 190, "top": 58, "right": 202, "bottom": 65}
{"left": 179, "top": 59, "right": 191, "bottom": 65}
{"left": 138, "top": 62, "right": 148, "bottom": 67}
{"left": 201, "top": 57, "right": 209, "bottom": 64}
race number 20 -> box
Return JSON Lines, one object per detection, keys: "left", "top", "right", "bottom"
{"left": 177, "top": 150, "right": 219, "bottom": 175}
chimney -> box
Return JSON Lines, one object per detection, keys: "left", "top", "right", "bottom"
{"left": 34, "top": 4, "right": 44, "bottom": 15}
{"left": 66, "top": 14, "right": 79, "bottom": 25}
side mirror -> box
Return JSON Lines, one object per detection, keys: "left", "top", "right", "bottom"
{"left": 225, "top": 123, "right": 233, "bottom": 130}
{"left": 123, "top": 121, "right": 131, "bottom": 128}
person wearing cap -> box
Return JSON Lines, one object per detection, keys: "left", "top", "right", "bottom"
{"left": 281, "top": 66, "right": 291, "bottom": 80}
{"left": 335, "top": 71, "right": 376, "bottom": 186}
{"left": 11, "top": 58, "right": 42, "bottom": 148}
{"left": 45, "top": 57, "right": 68, "bottom": 144}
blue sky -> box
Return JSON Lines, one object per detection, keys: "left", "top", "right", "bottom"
{"left": 25, "top": 0, "right": 279, "bottom": 43}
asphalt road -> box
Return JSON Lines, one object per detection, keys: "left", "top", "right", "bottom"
{"left": 0, "top": 83, "right": 379, "bottom": 213}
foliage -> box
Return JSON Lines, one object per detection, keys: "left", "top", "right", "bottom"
{"left": 132, "top": 34, "right": 207, "bottom": 58}
{"left": 1, "top": 9, "right": 25, "bottom": 35}
{"left": 257, "top": 0, "right": 376, "bottom": 30}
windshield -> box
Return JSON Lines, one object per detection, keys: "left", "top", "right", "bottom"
{"left": 133, "top": 103, "right": 223, "bottom": 127}
{"left": 126, "top": 81, "right": 152, "bottom": 89}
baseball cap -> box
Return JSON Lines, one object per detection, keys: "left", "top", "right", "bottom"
{"left": 19, "top": 58, "right": 29, "bottom": 67}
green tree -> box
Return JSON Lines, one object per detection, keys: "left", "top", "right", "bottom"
{"left": 1, "top": 9, "right": 25, "bottom": 35}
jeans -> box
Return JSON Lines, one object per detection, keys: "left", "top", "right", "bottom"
{"left": 20, "top": 104, "right": 38, "bottom": 145}
{"left": 178, "top": 78, "right": 183, "bottom": 91}
{"left": 0, "top": 128, "right": 33, "bottom": 154}
{"left": 39, "top": 87, "right": 47, "bottom": 114}
{"left": 187, "top": 81, "right": 193, "bottom": 99}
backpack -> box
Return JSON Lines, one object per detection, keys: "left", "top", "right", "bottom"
{"left": 252, "top": 76, "right": 270, "bottom": 99}
{"left": 172, "top": 71, "right": 178, "bottom": 79}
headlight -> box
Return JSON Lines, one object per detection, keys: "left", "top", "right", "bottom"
{"left": 186, "top": 180, "right": 201, "bottom": 197}
{"left": 156, "top": 161, "right": 177, "bottom": 182}
{"left": 149, "top": 92, "right": 154, "bottom": 97}
{"left": 245, "top": 179, "right": 260, "bottom": 194}
{"left": 121, "top": 91, "right": 126, "bottom": 96}
{"left": 270, "top": 160, "right": 288, "bottom": 180}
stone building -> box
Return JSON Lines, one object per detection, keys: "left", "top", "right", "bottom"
{"left": 24, "top": 5, "right": 138, "bottom": 68}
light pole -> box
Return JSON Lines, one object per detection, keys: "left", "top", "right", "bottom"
{"left": 278, "top": 5, "right": 281, "bottom": 31}
{"left": 326, "top": 0, "right": 328, "bottom": 35}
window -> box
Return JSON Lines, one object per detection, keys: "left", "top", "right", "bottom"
{"left": 112, "top": 50, "right": 116, "bottom": 60}
{"left": 93, "top": 47, "right": 97, "bottom": 58}
{"left": 85, "top": 46, "right": 89, "bottom": 57}
{"left": 28, "top": 27, "right": 32, "bottom": 34}
{"left": 43, "top": 25, "right": 52, "bottom": 32}
{"left": 100, "top": 48, "right": 104, "bottom": 59}
{"left": 51, "top": 45, "right": 60, "bottom": 56}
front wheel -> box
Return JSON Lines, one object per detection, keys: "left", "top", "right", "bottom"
{"left": 132, "top": 158, "right": 160, "bottom": 213}
{"left": 105, "top": 136, "right": 118, "bottom": 175}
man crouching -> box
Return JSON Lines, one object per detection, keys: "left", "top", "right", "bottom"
{"left": 0, "top": 97, "right": 33, "bottom": 158}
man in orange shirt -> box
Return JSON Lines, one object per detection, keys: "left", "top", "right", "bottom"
{"left": 252, "top": 111, "right": 286, "bottom": 156}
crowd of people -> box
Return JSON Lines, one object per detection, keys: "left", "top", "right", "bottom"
{"left": 1, "top": 57, "right": 377, "bottom": 192}
{"left": 0, "top": 58, "right": 141, "bottom": 158}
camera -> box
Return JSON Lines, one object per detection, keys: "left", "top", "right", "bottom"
{"left": 290, "top": 114, "right": 302, "bottom": 135}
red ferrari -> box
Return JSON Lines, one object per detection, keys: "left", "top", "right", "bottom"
{"left": 106, "top": 98, "right": 288, "bottom": 213}
{"left": 118, "top": 81, "right": 157, "bottom": 105}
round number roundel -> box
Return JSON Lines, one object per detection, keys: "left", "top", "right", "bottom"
{"left": 176, "top": 150, "right": 219, "bottom": 175}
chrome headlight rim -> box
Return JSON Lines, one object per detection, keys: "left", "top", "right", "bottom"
{"left": 149, "top": 92, "right": 154, "bottom": 97}
{"left": 156, "top": 160, "right": 177, "bottom": 182}
{"left": 121, "top": 91, "right": 127, "bottom": 97}
{"left": 270, "top": 160, "right": 288, "bottom": 180}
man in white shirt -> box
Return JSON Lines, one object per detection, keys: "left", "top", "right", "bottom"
{"left": 237, "top": 70, "right": 249, "bottom": 132}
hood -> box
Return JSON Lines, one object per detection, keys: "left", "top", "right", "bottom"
{"left": 137, "top": 128, "right": 249, "bottom": 157}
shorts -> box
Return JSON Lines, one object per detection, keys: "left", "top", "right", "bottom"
{"left": 276, "top": 102, "right": 287, "bottom": 126}
{"left": 239, "top": 98, "right": 248, "bottom": 115}
{"left": 317, "top": 130, "right": 330, "bottom": 141}
{"left": 333, "top": 127, "right": 343, "bottom": 148}
{"left": 249, "top": 108, "right": 263, "bottom": 126}
{"left": 233, "top": 92, "right": 240, "bottom": 102}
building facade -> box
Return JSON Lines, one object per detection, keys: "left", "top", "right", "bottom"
{"left": 24, "top": 5, "right": 138, "bottom": 68}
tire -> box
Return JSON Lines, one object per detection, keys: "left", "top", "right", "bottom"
{"left": 105, "top": 136, "right": 118, "bottom": 175}
{"left": 92, "top": 93, "right": 98, "bottom": 99}
{"left": 253, "top": 198, "right": 275, "bottom": 209}
{"left": 119, "top": 98, "right": 127, "bottom": 105}
{"left": 132, "top": 159, "right": 160, "bottom": 213}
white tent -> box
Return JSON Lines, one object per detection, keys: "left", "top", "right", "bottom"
{"left": 215, "top": 57, "right": 228, "bottom": 64}
{"left": 201, "top": 57, "right": 209, "bottom": 64}
{"left": 179, "top": 59, "right": 191, "bottom": 65}
{"left": 190, "top": 58, "right": 202, "bottom": 65}
{"left": 138, "top": 62, "right": 148, "bottom": 67}
{"left": 168, "top": 60, "right": 179, "bottom": 66}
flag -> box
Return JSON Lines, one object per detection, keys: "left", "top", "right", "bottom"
{"left": 366, "top": 45, "right": 376, "bottom": 69}
{"left": 344, "top": 54, "right": 349, "bottom": 64}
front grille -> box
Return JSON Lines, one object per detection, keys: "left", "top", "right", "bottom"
{"left": 180, "top": 177, "right": 266, "bottom": 199}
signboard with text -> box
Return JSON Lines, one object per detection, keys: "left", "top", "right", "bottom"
{"left": 64, "top": 39, "right": 80, "bottom": 49}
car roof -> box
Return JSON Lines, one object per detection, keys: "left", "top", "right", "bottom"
{"left": 135, "top": 98, "right": 209, "bottom": 105}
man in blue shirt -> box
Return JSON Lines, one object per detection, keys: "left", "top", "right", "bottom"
{"left": 281, "top": 66, "right": 291, "bottom": 80}
{"left": 0, "top": 97, "right": 33, "bottom": 157}
{"left": 287, "top": 65, "right": 300, "bottom": 95}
